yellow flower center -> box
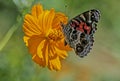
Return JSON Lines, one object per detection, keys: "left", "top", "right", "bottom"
{"left": 48, "top": 29, "right": 63, "bottom": 41}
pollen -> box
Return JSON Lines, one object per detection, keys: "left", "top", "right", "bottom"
{"left": 48, "top": 29, "right": 63, "bottom": 41}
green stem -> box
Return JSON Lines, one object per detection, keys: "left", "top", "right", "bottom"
{"left": 0, "top": 15, "right": 22, "bottom": 51}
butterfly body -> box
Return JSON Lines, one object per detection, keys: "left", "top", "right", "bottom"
{"left": 61, "top": 9, "right": 100, "bottom": 58}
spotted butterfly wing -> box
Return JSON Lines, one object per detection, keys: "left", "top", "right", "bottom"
{"left": 61, "top": 9, "right": 100, "bottom": 58}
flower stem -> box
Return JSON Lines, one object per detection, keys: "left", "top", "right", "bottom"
{"left": 0, "top": 15, "right": 22, "bottom": 51}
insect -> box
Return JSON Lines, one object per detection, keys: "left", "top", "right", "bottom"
{"left": 61, "top": 9, "right": 100, "bottom": 58}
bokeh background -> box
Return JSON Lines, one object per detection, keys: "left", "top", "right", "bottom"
{"left": 0, "top": 0, "right": 120, "bottom": 81}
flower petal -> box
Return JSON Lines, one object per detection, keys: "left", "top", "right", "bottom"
{"left": 46, "top": 9, "right": 55, "bottom": 32}
{"left": 48, "top": 56, "right": 61, "bottom": 71}
{"left": 23, "top": 14, "right": 42, "bottom": 37}
{"left": 48, "top": 42, "right": 56, "bottom": 58}
{"left": 23, "top": 36, "right": 30, "bottom": 46}
{"left": 56, "top": 39, "right": 72, "bottom": 51}
{"left": 31, "top": 4, "right": 43, "bottom": 18}
{"left": 41, "top": 40, "right": 49, "bottom": 66}
{"left": 37, "top": 40, "right": 49, "bottom": 66}
{"left": 32, "top": 54, "right": 46, "bottom": 67}
{"left": 54, "top": 45, "right": 68, "bottom": 59}
{"left": 36, "top": 39, "right": 45, "bottom": 59}
{"left": 38, "top": 9, "right": 55, "bottom": 34}
{"left": 28, "top": 35, "right": 44, "bottom": 56}
{"left": 52, "top": 12, "right": 68, "bottom": 29}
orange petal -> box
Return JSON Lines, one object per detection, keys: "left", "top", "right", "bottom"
{"left": 48, "top": 41, "right": 68, "bottom": 59}
{"left": 41, "top": 40, "right": 49, "bottom": 66}
{"left": 46, "top": 9, "right": 55, "bottom": 32}
{"left": 32, "top": 54, "right": 46, "bottom": 67}
{"left": 52, "top": 12, "right": 68, "bottom": 29}
{"left": 48, "top": 56, "right": 61, "bottom": 71}
{"left": 28, "top": 35, "right": 44, "bottom": 56}
{"left": 23, "top": 36, "right": 30, "bottom": 46}
{"left": 54, "top": 45, "right": 68, "bottom": 59}
{"left": 31, "top": 4, "right": 43, "bottom": 18}
{"left": 48, "top": 42, "right": 56, "bottom": 58}
{"left": 37, "top": 40, "right": 50, "bottom": 66}
{"left": 38, "top": 9, "right": 55, "bottom": 34}
{"left": 56, "top": 39, "right": 72, "bottom": 51}
{"left": 36, "top": 39, "right": 45, "bottom": 59}
{"left": 23, "top": 14, "right": 42, "bottom": 37}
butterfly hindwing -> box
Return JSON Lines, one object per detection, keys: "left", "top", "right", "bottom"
{"left": 61, "top": 9, "right": 100, "bottom": 58}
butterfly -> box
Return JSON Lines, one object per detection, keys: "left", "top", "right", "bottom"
{"left": 61, "top": 9, "right": 100, "bottom": 58}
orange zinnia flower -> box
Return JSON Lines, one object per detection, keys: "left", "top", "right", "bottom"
{"left": 23, "top": 4, "right": 72, "bottom": 71}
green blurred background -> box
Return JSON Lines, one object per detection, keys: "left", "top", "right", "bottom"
{"left": 0, "top": 0, "right": 120, "bottom": 81}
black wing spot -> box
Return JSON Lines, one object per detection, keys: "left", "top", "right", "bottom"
{"left": 71, "top": 33, "right": 77, "bottom": 40}
{"left": 81, "top": 40, "right": 88, "bottom": 46}
{"left": 76, "top": 43, "right": 84, "bottom": 53}
{"left": 73, "top": 30, "right": 77, "bottom": 34}
{"left": 80, "top": 33, "right": 85, "bottom": 38}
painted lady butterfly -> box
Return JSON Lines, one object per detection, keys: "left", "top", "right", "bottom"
{"left": 61, "top": 9, "right": 100, "bottom": 58}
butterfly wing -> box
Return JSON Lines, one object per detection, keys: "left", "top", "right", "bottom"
{"left": 61, "top": 9, "right": 100, "bottom": 58}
